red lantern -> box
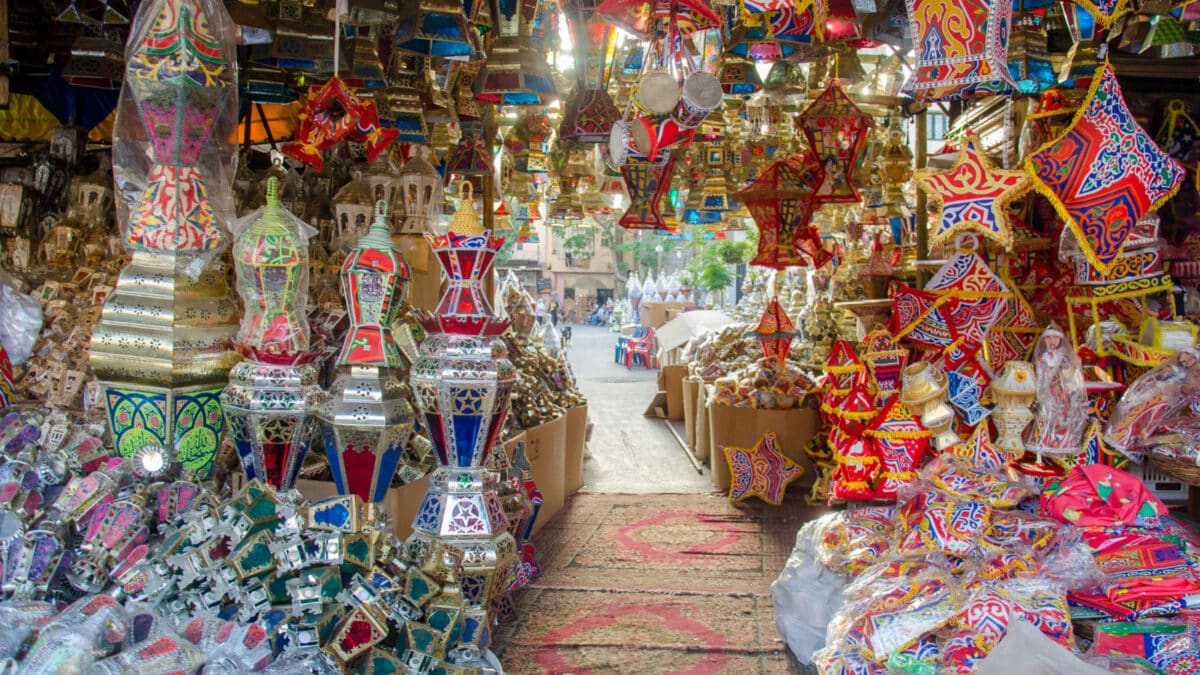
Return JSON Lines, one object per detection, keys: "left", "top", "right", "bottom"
{"left": 798, "top": 80, "right": 872, "bottom": 205}
{"left": 733, "top": 153, "right": 825, "bottom": 269}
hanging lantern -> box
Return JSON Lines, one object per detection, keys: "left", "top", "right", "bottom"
{"left": 559, "top": 0, "right": 620, "bottom": 143}
{"left": 736, "top": 154, "right": 826, "bottom": 270}
{"left": 241, "top": 62, "right": 299, "bottom": 104}
{"left": 476, "top": 0, "right": 556, "bottom": 105}
{"left": 746, "top": 297, "right": 798, "bottom": 364}
{"left": 798, "top": 80, "right": 872, "bottom": 205}
{"left": 346, "top": 27, "right": 387, "bottom": 88}
{"left": 317, "top": 201, "right": 416, "bottom": 503}
{"left": 223, "top": 177, "right": 325, "bottom": 489}
{"left": 393, "top": 0, "right": 480, "bottom": 59}
{"left": 397, "top": 146, "right": 445, "bottom": 236}
{"left": 251, "top": 5, "right": 338, "bottom": 72}
{"left": 445, "top": 116, "right": 495, "bottom": 182}
{"left": 62, "top": 29, "right": 125, "bottom": 89}
{"left": 719, "top": 57, "right": 763, "bottom": 98}
{"left": 618, "top": 151, "right": 677, "bottom": 231}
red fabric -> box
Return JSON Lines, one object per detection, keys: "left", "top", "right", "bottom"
{"left": 1041, "top": 464, "right": 1168, "bottom": 528}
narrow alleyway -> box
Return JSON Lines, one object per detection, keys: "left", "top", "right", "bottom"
{"left": 494, "top": 325, "right": 811, "bottom": 673}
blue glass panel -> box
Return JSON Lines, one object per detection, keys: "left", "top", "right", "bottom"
{"left": 452, "top": 414, "right": 484, "bottom": 467}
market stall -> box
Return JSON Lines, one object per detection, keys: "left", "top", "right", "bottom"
{"left": 0, "top": 0, "right": 1198, "bottom": 671}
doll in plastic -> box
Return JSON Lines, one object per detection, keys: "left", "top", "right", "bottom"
{"left": 1025, "top": 325, "right": 1089, "bottom": 457}
{"left": 1104, "top": 347, "right": 1200, "bottom": 460}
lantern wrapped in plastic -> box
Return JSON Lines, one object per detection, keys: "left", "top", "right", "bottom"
{"left": 990, "top": 360, "right": 1037, "bottom": 457}
{"left": 617, "top": 151, "right": 677, "bottom": 231}
{"left": 222, "top": 177, "right": 325, "bottom": 489}
{"left": 317, "top": 201, "right": 417, "bottom": 503}
{"left": 90, "top": 0, "right": 241, "bottom": 478}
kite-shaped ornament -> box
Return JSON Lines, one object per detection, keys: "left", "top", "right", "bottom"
{"left": 1026, "top": 64, "right": 1186, "bottom": 276}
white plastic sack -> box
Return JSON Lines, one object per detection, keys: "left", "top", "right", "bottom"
{"left": 770, "top": 517, "right": 846, "bottom": 664}
{"left": 974, "top": 619, "right": 1111, "bottom": 675}
{"left": 0, "top": 271, "right": 42, "bottom": 365}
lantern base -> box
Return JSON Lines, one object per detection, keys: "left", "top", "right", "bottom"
{"left": 221, "top": 359, "right": 325, "bottom": 489}
{"left": 99, "top": 380, "right": 225, "bottom": 479}
{"left": 317, "top": 365, "right": 418, "bottom": 503}
{"left": 411, "top": 466, "right": 517, "bottom": 617}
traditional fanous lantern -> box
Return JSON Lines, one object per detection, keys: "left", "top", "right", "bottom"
{"left": 396, "top": 145, "right": 444, "bottom": 235}
{"left": 89, "top": 0, "right": 241, "bottom": 479}
{"left": 798, "top": 80, "right": 872, "bottom": 204}
{"left": 317, "top": 201, "right": 416, "bottom": 503}
{"left": 393, "top": 0, "right": 480, "bottom": 59}
{"left": 746, "top": 297, "right": 798, "bottom": 364}
{"left": 222, "top": 177, "right": 325, "bottom": 489}
{"left": 476, "top": 0, "right": 556, "bottom": 105}
{"left": 735, "top": 154, "right": 826, "bottom": 269}
{"left": 409, "top": 188, "right": 518, "bottom": 626}
{"left": 559, "top": 0, "right": 620, "bottom": 144}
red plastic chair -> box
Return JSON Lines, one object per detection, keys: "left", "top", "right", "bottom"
{"left": 625, "top": 327, "right": 656, "bottom": 369}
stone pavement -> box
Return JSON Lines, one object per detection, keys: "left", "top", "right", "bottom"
{"left": 560, "top": 324, "right": 712, "bottom": 494}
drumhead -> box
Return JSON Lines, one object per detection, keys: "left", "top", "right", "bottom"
{"left": 682, "top": 72, "right": 723, "bottom": 112}
{"left": 608, "top": 120, "right": 632, "bottom": 166}
{"left": 635, "top": 72, "right": 681, "bottom": 115}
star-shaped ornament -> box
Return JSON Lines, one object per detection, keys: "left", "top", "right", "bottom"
{"left": 723, "top": 431, "right": 804, "bottom": 505}
{"left": 914, "top": 133, "right": 1030, "bottom": 250}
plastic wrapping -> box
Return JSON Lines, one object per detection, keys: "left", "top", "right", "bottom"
{"left": 1024, "top": 325, "right": 1088, "bottom": 456}
{"left": 770, "top": 518, "right": 847, "bottom": 664}
{"left": 110, "top": 0, "right": 240, "bottom": 280}
{"left": 1104, "top": 348, "right": 1200, "bottom": 460}
{"left": 229, "top": 176, "right": 317, "bottom": 360}
{"left": 0, "top": 270, "right": 42, "bottom": 365}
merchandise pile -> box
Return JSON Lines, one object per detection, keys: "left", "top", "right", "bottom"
{"left": 0, "top": 406, "right": 539, "bottom": 673}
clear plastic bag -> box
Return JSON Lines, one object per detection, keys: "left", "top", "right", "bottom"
{"left": 110, "top": 0, "right": 240, "bottom": 281}
{"left": 1104, "top": 348, "right": 1200, "bottom": 461}
{"left": 228, "top": 177, "right": 318, "bottom": 360}
{"left": 0, "top": 270, "right": 42, "bottom": 365}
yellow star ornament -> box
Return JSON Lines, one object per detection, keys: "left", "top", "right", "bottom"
{"left": 914, "top": 133, "right": 1031, "bottom": 251}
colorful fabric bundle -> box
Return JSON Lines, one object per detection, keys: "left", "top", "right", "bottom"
{"left": 0, "top": 344, "right": 14, "bottom": 407}
{"left": 1041, "top": 464, "right": 1169, "bottom": 528}
{"left": 1083, "top": 531, "right": 1200, "bottom": 605}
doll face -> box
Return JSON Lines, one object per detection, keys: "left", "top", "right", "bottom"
{"left": 1182, "top": 352, "right": 1198, "bottom": 369}
{"left": 1045, "top": 334, "right": 1062, "bottom": 350}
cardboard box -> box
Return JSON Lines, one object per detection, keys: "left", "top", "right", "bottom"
{"left": 522, "top": 414, "right": 567, "bottom": 534}
{"left": 660, "top": 364, "right": 687, "bottom": 421}
{"left": 695, "top": 383, "right": 712, "bottom": 464}
{"left": 707, "top": 404, "right": 821, "bottom": 492}
{"left": 682, "top": 377, "right": 700, "bottom": 448}
{"left": 643, "top": 391, "right": 668, "bottom": 418}
{"left": 564, "top": 405, "right": 588, "bottom": 494}
{"left": 638, "top": 301, "right": 694, "bottom": 329}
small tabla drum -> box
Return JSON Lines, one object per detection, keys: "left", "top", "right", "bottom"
{"left": 608, "top": 119, "right": 639, "bottom": 166}
{"left": 674, "top": 71, "right": 723, "bottom": 128}
{"left": 632, "top": 71, "right": 681, "bottom": 116}
{"left": 630, "top": 116, "right": 695, "bottom": 158}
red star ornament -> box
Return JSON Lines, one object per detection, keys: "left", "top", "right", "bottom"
{"left": 914, "top": 133, "right": 1030, "bottom": 250}
{"left": 723, "top": 431, "right": 805, "bottom": 505}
